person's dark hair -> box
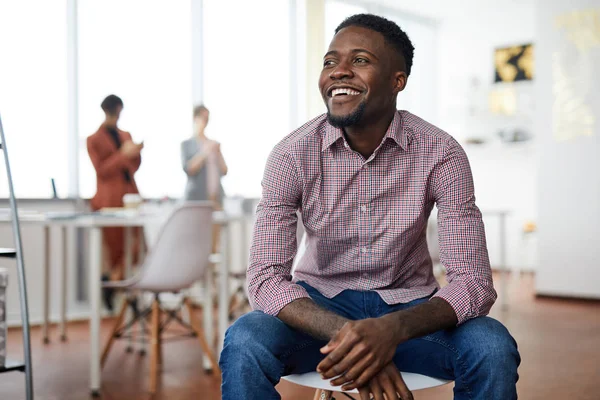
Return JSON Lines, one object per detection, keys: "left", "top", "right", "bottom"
{"left": 100, "top": 95, "right": 123, "bottom": 115}
{"left": 335, "top": 14, "right": 414, "bottom": 76}
{"left": 193, "top": 104, "right": 209, "bottom": 118}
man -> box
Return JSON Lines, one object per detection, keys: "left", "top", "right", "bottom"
{"left": 87, "top": 94, "right": 143, "bottom": 310}
{"left": 220, "top": 14, "right": 520, "bottom": 400}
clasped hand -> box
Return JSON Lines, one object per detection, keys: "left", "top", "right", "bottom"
{"left": 316, "top": 317, "right": 413, "bottom": 399}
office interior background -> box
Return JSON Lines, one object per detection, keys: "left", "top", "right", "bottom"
{"left": 0, "top": 0, "right": 599, "bottom": 399}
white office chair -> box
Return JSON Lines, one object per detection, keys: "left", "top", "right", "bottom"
{"left": 283, "top": 371, "right": 450, "bottom": 399}
{"left": 100, "top": 202, "right": 220, "bottom": 393}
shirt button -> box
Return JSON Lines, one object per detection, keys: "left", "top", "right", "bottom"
{"left": 360, "top": 205, "right": 367, "bottom": 212}
{"left": 362, "top": 273, "right": 369, "bottom": 278}
{"left": 360, "top": 247, "right": 368, "bottom": 254}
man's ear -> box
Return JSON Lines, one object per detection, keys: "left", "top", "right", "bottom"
{"left": 394, "top": 71, "right": 408, "bottom": 94}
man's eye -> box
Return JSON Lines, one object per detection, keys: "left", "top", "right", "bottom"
{"left": 323, "top": 60, "right": 335, "bottom": 67}
{"left": 354, "top": 57, "right": 368, "bottom": 64}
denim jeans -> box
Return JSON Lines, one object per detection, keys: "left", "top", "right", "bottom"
{"left": 220, "top": 282, "right": 520, "bottom": 399}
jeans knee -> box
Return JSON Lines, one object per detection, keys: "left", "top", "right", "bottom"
{"left": 220, "top": 311, "right": 282, "bottom": 364}
{"left": 467, "top": 318, "right": 520, "bottom": 374}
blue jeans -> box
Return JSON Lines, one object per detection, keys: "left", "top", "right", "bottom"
{"left": 220, "top": 282, "right": 520, "bottom": 399}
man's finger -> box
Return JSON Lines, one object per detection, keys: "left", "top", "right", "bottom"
{"left": 323, "top": 344, "right": 369, "bottom": 380}
{"left": 342, "top": 364, "right": 380, "bottom": 391}
{"left": 390, "top": 368, "right": 413, "bottom": 400}
{"left": 378, "top": 369, "right": 399, "bottom": 400}
{"left": 317, "top": 335, "right": 358, "bottom": 373}
{"left": 370, "top": 378, "right": 385, "bottom": 400}
{"left": 358, "top": 387, "right": 371, "bottom": 400}
{"left": 318, "top": 329, "right": 344, "bottom": 355}
{"left": 329, "top": 351, "right": 371, "bottom": 385}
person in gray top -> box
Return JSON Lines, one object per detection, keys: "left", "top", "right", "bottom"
{"left": 181, "top": 105, "right": 228, "bottom": 205}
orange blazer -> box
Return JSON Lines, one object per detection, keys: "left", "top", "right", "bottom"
{"left": 87, "top": 125, "right": 141, "bottom": 211}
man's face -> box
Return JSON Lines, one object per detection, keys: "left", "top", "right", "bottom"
{"left": 319, "top": 26, "right": 406, "bottom": 128}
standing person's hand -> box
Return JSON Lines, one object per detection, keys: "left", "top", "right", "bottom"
{"left": 203, "top": 140, "right": 220, "bottom": 155}
{"left": 121, "top": 140, "right": 143, "bottom": 158}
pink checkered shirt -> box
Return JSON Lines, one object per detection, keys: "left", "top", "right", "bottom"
{"left": 248, "top": 110, "right": 496, "bottom": 325}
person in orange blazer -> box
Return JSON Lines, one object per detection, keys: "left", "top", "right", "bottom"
{"left": 87, "top": 95, "right": 143, "bottom": 308}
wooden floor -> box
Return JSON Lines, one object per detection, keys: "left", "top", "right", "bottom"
{"left": 1, "top": 273, "right": 599, "bottom": 399}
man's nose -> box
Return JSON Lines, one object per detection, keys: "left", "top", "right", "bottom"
{"left": 329, "top": 61, "right": 354, "bottom": 80}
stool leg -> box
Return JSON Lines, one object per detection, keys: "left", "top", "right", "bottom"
{"left": 314, "top": 389, "right": 334, "bottom": 400}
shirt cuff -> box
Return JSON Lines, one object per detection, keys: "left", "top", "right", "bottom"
{"left": 432, "top": 283, "right": 473, "bottom": 325}
{"left": 260, "top": 283, "right": 311, "bottom": 317}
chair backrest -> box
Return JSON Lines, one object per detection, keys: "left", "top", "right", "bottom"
{"left": 133, "top": 202, "right": 214, "bottom": 292}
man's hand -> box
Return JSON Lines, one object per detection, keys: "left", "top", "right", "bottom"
{"left": 317, "top": 317, "right": 398, "bottom": 390}
{"left": 357, "top": 363, "right": 413, "bottom": 400}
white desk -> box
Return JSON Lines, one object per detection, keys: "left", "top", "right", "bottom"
{"left": 0, "top": 210, "right": 236, "bottom": 396}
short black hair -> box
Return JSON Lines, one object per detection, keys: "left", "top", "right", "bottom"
{"left": 101, "top": 94, "right": 123, "bottom": 115}
{"left": 335, "top": 14, "right": 414, "bottom": 76}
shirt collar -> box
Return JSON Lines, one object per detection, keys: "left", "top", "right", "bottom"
{"left": 321, "top": 111, "right": 408, "bottom": 152}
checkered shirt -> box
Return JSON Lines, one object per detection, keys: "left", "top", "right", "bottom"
{"left": 248, "top": 110, "right": 496, "bottom": 325}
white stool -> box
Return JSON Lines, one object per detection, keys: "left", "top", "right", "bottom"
{"left": 283, "top": 371, "right": 451, "bottom": 399}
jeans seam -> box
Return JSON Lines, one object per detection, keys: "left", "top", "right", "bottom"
{"left": 421, "top": 335, "right": 474, "bottom": 400}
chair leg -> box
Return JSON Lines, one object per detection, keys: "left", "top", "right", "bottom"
{"left": 149, "top": 297, "right": 160, "bottom": 393}
{"left": 101, "top": 296, "right": 129, "bottom": 368}
{"left": 314, "top": 389, "right": 334, "bottom": 400}
{"left": 183, "top": 297, "right": 220, "bottom": 374}
{"left": 157, "top": 305, "right": 163, "bottom": 366}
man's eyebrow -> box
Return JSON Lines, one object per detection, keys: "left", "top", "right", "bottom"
{"left": 323, "top": 48, "right": 379, "bottom": 60}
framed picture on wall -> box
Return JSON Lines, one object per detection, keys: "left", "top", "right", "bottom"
{"left": 494, "top": 43, "right": 534, "bottom": 83}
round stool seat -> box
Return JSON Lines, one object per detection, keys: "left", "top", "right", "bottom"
{"left": 282, "top": 371, "right": 450, "bottom": 394}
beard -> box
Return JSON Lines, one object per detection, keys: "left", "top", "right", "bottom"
{"left": 326, "top": 100, "right": 367, "bottom": 128}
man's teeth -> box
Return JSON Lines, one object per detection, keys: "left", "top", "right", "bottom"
{"left": 332, "top": 88, "right": 360, "bottom": 96}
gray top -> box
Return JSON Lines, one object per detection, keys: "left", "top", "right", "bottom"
{"left": 181, "top": 138, "right": 225, "bottom": 202}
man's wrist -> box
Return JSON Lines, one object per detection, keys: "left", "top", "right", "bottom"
{"left": 380, "top": 312, "right": 411, "bottom": 344}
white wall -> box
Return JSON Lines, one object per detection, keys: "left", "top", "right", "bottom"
{"left": 377, "top": 0, "right": 537, "bottom": 270}
{"left": 535, "top": 0, "right": 600, "bottom": 298}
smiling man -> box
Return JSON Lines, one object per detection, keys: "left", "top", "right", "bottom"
{"left": 220, "top": 14, "right": 520, "bottom": 400}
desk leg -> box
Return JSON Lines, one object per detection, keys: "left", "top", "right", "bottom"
{"left": 124, "top": 227, "right": 133, "bottom": 352}
{"left": 218, "top": 222, "right": 230, "bottom": 356}
{"left": 202, "top": 264, "right": 214, "bottom": 371}
{"left": 60, "top": 226, "right": 68, "bottom": 341}
{"left": 89, "top": 227, "right": 102, "bottom": 396}
{"left": 42, "top": 225, "right": 50, "bottom": 344}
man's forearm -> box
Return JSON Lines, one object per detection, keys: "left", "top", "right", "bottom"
{"left": 382, "top": 297, "right": 458, "bottom": 344}
{"left": 277, "top": 298, "right": 349, "bottom": 341}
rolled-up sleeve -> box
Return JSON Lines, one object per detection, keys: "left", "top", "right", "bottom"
{"left": 431, "top": 138, "right": 497, "bottom": 325}
{"left": 247, "top": 144, "right": 310, "bottom": 316}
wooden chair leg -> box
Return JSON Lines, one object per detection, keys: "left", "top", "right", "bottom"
{"left": 314, "top": 389, "right": 334, "bottom": 400}
{"left": 149, "top": 297, "right": 160, "bottom": 393}
{"left": 101, "top": 296, "right": 129, "bottom": 368}
{"left": 157, "top": 306, "right": 163, "bottom": 366}
{"left": 183, "top": 297, "right": 220, "bottom": 374}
